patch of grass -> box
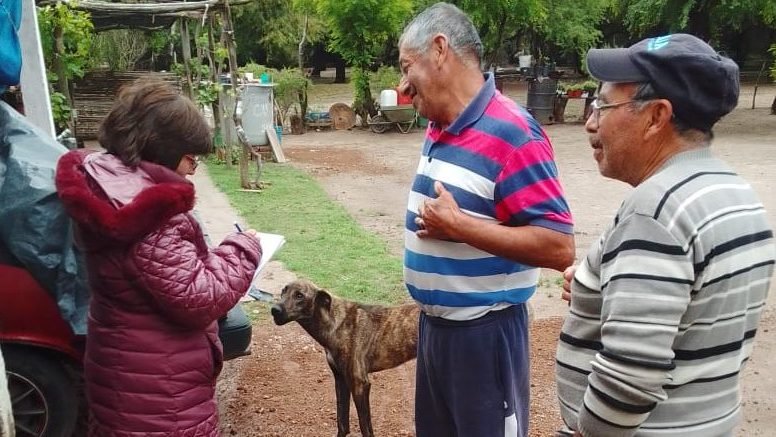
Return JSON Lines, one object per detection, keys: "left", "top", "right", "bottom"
{"left": 242, "top": 301, "right": 273, "bottom": 324}
{"left": 307, "top": 82, "right": 353, "bottom": 110}
{"left": 537, "top": 275, "right": 564, "bottom": 289}
{"left": 206, "top": 160, "right": 405, "bottom": 305}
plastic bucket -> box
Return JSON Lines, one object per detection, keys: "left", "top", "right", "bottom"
{"left": 379, "top": 89, "right": 398, "bottom": 107}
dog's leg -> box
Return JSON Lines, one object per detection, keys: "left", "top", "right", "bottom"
{"left": 327, "top": 353, "right": 351, "bottom": 437}
{"left": 350, "top": 373, "right": 374, "bottom": 437}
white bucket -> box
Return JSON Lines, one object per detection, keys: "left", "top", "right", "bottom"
{"left": 518, "top": 55, "right": 532, "bottom": 69}
{"left": 379, "top": 89, "right": 398, "bottom": 107}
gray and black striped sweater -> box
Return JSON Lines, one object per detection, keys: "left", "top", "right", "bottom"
{"left": 556, "top": 147, "right": 775, "bottom": 437}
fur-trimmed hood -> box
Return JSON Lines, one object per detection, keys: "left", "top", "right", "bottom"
{"left": 55, "top": 149, "right": 195, "bottom": 245}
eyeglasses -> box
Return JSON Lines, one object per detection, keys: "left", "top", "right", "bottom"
{"left": 588, "top": 98, "right": 654, "bottom": 127}
{"left": 590, "top": 98, "right": 637, "bottom": 118}
{"left": 184, "top": 154, "right": 201, "bottom": 169}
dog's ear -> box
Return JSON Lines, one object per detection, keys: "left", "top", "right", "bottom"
{"left": 314, "top": 289, "right": 332, "bottom": 310}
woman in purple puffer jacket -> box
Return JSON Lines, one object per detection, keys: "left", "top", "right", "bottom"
{"left": 55, "top": 80, "right": 261, "bottom": 436}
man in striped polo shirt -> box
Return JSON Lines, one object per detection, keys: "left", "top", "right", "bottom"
{"left": 398, "top": 3, "right": 575, "bottom": 436}
{"left": 556, "top": 34, "right": 776, "bottom": 437}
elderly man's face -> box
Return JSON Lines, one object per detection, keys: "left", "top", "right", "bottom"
{"left": 398, "top": 44, "right": 441, "bottom": 122}
{"left": 585, "top": 82, "right": 652, "bottom": 185}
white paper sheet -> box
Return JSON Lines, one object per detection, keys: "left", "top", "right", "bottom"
{"left": 255, "top": 232, "right": 286, "bottom": 276}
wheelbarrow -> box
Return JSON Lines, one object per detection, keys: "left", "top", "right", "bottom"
{"left": 368, "top": 104, "right": 417, "bottom": 134}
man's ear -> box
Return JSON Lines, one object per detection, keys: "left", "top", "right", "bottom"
{"left": 430, "top": 33, "right": 449, "bottom": 67}
{"left": 314, "top": 289, "right": 332, "bottom": 310}
{"left": 644, "top": 99, "right": 674, "bottom": 138}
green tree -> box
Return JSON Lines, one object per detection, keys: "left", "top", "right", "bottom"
{"left": 538, "top": 0, "right": 613, "bottom": 63}
{"left": 455, "top": 0, "right": 545, "bottom": 65}
{"left": 314, "top": 0, "right": 413, "bottom": 120}
{"left": 233, "top": 0, "right": 325, "bottom": 67}
{"left": 93, "top": 29, "right": 148, "bottom": 71}
{"left": 619, "top": 0, "right": 776, "bottom": 41}
{"left": 37, "top": 3, "right": 94, "bottom": 130}
{"left": 615, "top": 0, "right": 776, "bottom": 114}
{"left": 411, "top": 0, "right": 607, "bottom": 69}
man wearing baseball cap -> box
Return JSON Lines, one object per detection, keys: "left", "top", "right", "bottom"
{"left": 555, "top": 33, "right": 775, "bottom": 436}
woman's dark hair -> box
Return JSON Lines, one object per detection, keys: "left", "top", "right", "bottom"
{"left": 98, "top": 79, "right": 212, "bottom": 170}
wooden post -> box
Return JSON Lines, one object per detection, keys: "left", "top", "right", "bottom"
{"left": 553, "top": 95, "right": 568, "bottom": 124}
{"left": 180, "top": 18, "right": 194, "bottom": 100}
{"left": 217, "top": 15, "right": 233, "bottom": 167}
{"left": 222, "top": 0, "right": 254, "bottom": 188}
{"left": 207, "top": 16, "right": 228, "bottom": 166}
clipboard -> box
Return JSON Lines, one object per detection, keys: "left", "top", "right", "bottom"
{"left": 243, "top": 232, "right": 286, "bottom": 302}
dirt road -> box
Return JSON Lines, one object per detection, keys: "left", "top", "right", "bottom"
{"left": 218, "top": 83, "right": 776, "bottom": 436}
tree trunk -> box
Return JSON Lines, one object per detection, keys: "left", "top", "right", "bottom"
{"left": 53, "top": 23, "right": 72, "bottom": 131}
{"left": 217, "top": 19, "right": 233, "bottom": 167}
{"left": 296, "top": 14, "right": 309, "bottom": 122}
{"left": 193, "top": 22, "right": 204, "bottom": 88}
{"left": 298, "top": 14, "right": 307, "bottom": 72}
{"left": 553, "top": 95, "right": 568, "bottom": 124}
{"left": 334, "top": 58, "right": 346, "bottom": 83}
{"left": 298, "top": 85, "right": 308, "bottom": 121}
{"left": 180, "top": 18, "right": 194, "bottom": 101}
{"left": 363, "top": 85, "right": 376, "bottom": 118}
{"left": 222, "top": 0, "right": 255, "bottom": 188}
{"left": 207, "top": 18, "right": 227, "bottom": 166}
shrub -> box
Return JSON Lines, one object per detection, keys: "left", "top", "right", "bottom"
{"left": 369, "top": 65, "right": 401, "bottom": 96}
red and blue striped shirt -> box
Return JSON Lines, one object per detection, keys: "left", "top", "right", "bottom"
{"left": 404, "top": 73, "right": 573, "bottom": 320}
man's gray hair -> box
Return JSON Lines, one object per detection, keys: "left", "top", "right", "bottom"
{"left": 399, "top": 2, "right": 482, "bottom": 65}
{"left": 632, "top": 82, "right": 713, "bottom": 143}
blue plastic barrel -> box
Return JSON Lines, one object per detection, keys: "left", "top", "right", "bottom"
{"left": 275, "top": 125, "right": 282, "bottom": 144}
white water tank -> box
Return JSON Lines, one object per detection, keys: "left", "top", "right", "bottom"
{"left": 379, "top": 89, "right": 398, "bottom": 107}
{"left": 518, "top": 54, "right": 532, "bottom": 69}
{"left": 241, "top": 83, "right": 275, "bottom": 146}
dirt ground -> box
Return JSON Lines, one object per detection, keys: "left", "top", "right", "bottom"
{"left": 217, "top": 82, "right": 776, "bottom": 436}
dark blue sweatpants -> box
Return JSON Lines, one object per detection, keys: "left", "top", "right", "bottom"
{"left": 415, "top": 304, "right": 530, "bottom": 437}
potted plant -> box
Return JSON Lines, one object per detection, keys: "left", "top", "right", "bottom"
{"left": 566, "top": 83, "right": 584, "bottom": 98}
{"left": 581, "top": 80, "right": 598, "bottom": 98}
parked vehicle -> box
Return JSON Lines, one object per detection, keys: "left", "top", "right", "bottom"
{"left": 0, "top": 243, "right": 253, "bottom": 437}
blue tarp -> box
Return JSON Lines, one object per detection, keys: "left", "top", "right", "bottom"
{"left": 0, "top": 101, "right": 89, "bottom": 334}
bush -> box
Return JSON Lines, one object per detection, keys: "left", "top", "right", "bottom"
{"left": 274, "top": 68, "right": 311, "bottom": 125}
{"left": 581, "top": 80, "right": 598, "bottom": 94}
{"left": 239, "top": 62, "right": 273, "bottom": 81}
{"left": 369, "top": 65, "right": 401, "bottom": 96}
{"left": 769, "top": 44, "right": 776, "bottom": 82}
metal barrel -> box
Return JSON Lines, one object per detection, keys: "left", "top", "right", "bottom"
{"left": 526, "top": 78, "right": 558, "bottom": 125}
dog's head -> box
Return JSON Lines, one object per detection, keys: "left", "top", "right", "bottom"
{"left": 271, "top": 279, "right": 332, "bottom": 325}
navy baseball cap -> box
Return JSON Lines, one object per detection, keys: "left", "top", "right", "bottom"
{"left": 586, "top": 33, "right": 739, "bottom": 131}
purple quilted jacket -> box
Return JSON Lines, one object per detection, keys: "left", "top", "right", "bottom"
{"left": 56, "top": 150, "right": 261, "bottom": 436}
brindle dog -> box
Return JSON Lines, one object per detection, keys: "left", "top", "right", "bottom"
{"left": 271, "top": 280, "right": 419, "bottom": 437}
